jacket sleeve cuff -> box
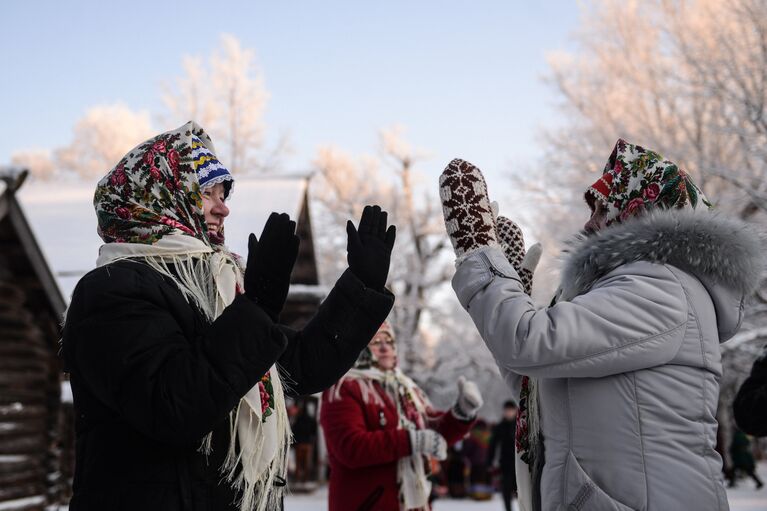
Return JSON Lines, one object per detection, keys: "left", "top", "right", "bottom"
{"left": 452, "top": 246, "right": 524, "bottom": 308}
{"left": 450, "top": 403, "right": 476, "bottom": 423}
{"left": 324, "top": 269, "right": 395, "bottom": 340}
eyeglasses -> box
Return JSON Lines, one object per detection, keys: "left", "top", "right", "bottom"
{"left": 369, "top": 337, "right": 396, "bottom": 349}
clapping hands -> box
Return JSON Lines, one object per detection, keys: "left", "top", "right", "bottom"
{"left": 244, "top": 212, "right": 300, "bottom": 321}
{"left": 346, "top": 205, "right": 396, "bottom": 290}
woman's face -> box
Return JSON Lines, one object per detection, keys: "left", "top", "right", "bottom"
{"left": 201, "top": 183, "right": 230, "bottom": 240}
{"left": 369, "top": 333, "right": 396, "bottom": 370}
{"left": 583, "top": 200, "right": 609, "bottom": 235}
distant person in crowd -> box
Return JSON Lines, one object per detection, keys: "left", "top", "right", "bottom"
{"left": 463, "top": 420, "right": 493, "bottom": 500}
{"left": 734, "top": 344, "right": 767, "bottom": 437}
{"left": 443, "top": 443, "right": 470, "bottom": 498}
{"left": 320, "top": 321, "right": 483, "bottom": 511}
{"left": 440, "top": 139, "right": 763, "bottom": 510}
{"left": 61, "top": 121, "right": 396, "bottom": 511}
{"left": 291, "top": 401, "right": 318, "bottom": 484}
{"left": 488, "top": 400, "right": 518, "bottom": 511}
{"left": 728, "top": 428, "right": 764, "bottom": 489}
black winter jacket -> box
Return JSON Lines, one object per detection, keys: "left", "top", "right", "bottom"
{"left": 61, "top": 260, "right": 393, "bottom": 510}
{"left": 733, "top": 346, "right": 767, "bottom": 437}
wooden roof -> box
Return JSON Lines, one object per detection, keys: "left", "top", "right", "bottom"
{"left": 0, "top": 169, "right": 65, "bottom": 317}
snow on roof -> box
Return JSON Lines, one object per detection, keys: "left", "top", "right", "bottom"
{"left": 223, "top": 177, "right": 308, "bottom": 259}
{"left": 16, "top": 175, "right": 309, "bottom": 301}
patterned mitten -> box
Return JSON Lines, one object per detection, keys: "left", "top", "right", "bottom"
{"left": 496, "top": 215, "right": 526, "bottom": 270}
{"left": 496, "top": 216, "right": 542, "bottom": 295}
{"left": 439, "top": 158, "right": 498, "bottom": 261}
{"left": 408, "top": 429, "right": 448, "bottom": 460}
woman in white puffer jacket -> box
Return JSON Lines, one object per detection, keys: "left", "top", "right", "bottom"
{"left": 439, "top": 140, "right": 763, "bottom": 511}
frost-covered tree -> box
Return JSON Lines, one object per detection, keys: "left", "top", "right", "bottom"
{"left": 311, "top": 145, "right": 394, "bottom": 282}
{"left": 520, "top": 0, "right": 767, "bottom": 258}
{"left": 311, "top": 127, "right": 506, "bottom": 410}
{"left": 515, "top": 0, "right": 767, "bottom": 453}
{"left": 54, "top": 104, "right": 153, "bottom": 179}
{"left": 161, "top": 34, "right": 281, "bottom": 173}
{"left": 311, "top": 127, "right": 448, "bottom": 373}
{"left": 11, "top": 148, "right": 56, "bottom": 180}
{"left": 377, "top": 126, "right": 453, "bottom": 373}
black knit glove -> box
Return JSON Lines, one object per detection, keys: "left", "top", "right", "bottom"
{"left": 244, "top": 212, "right": 300, "bottom": 322}
{"left": 346, "top": 205, "right": 396, "bottom": 290}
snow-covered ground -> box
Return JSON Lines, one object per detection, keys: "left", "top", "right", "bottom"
{"left": 284, "top": 462, "right": 767, "bottom": 511}
{"left": 17, "top": 462, "right": 767, "bottom": 510}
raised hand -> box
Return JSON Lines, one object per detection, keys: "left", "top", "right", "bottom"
{"left": 453, "top": 376, "right": 483, "bottom": 420}
{"left": 244, "top": 212, "right": 300, "bottom": 321}
{"left": 408, "top": 429, "right": 448, "bottom": 461}
{"left": 497, "top": 215, "right": 542, "bottom": 295}
{"left": 346, "top": 205, "right": 396, "bottom": 290}
{"left": 439, "top": 159, "right": 498, "bottom": 261}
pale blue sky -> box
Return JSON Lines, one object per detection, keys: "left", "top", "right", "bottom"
{"left": 2, "top": 1, "right": 580, "bottom": 194}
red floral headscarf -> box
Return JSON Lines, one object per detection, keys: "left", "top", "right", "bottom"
{"left": 585, "top": 139, "right": 711, "bottom": 226}
{"left": 94, "top": 121, "right": 226, "bottom": 246}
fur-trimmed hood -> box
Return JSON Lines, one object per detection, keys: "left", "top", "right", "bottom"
{"left": 559, "top": 209, "right": 764, "bottom": 341}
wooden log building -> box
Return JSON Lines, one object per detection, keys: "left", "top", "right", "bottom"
{"left": 0, "top": 168, "right": 68, "bottom": 510}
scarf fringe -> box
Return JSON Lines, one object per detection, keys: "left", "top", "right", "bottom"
{"left": 221, "top": 367, "right": 293, "bottom": 511}
{"left": 141, "top": 253, "right": 223, "bottom": 321}
{"left": 527, "top": 378, "right": 540, "bottom": 460}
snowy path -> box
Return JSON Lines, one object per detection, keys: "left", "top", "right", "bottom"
{"left": 32, "top": 462, "right": 767, "bottom": 510}
{"left": 284, "top": 462, "right": 767, "bottom": 511}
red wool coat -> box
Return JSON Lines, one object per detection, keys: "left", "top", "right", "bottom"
{"left": 320, "top": 378, "right": 473, "bottom": 511}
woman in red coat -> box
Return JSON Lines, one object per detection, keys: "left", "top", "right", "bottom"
{"left": 320, "top": 321, "right": 483, "bottom": 511}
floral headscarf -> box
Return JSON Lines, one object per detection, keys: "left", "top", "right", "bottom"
{"left": 585, "top": 138, "right": 711, "bottom": 225}
{"left": 94, "top": 121, "right": 224, "bottom": 246}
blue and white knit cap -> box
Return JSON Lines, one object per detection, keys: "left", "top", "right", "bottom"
{"left": 191, "top": 136, "right": 234, "bottom": 198}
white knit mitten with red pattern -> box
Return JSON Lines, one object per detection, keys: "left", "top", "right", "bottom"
{"left": 439, "top": 158, "right": 499, "bottom": 262}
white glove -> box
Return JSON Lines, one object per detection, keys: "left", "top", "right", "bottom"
{"left": 453, "top": 376, "right": 483, "bottom": 420}
{"left": 408, "top": 429, "right": 447, "bottom": 460}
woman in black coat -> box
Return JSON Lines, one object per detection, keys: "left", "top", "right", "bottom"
{"left": 61, "top": 121, "right": 396, "bottom": 511}
{"left": 734, "top": 345, "right": 767, "bottom": 438}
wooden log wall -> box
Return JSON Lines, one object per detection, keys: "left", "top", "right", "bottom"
{"left": 0, "top": 279, "right": 64, "bottom": 510}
